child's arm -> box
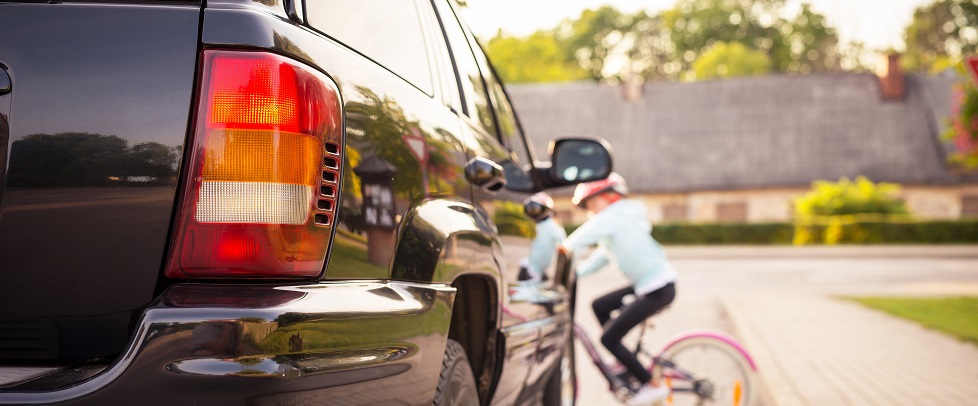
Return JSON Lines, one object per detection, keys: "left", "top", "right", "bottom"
{"left": 576, "top": 247, "right": 610, "bottom": 277}
{"left": 565, "top": 213, "right": 613, "bottom": 253}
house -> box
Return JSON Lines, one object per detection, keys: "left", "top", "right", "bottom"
{"left": 509, "top": 65, "right": 978, "bottom": 225}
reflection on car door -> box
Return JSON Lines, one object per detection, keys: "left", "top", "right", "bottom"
{"left": 433, "top": 0, "right": 572, "bottom": 402}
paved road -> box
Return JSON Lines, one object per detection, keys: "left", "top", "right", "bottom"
{"left": 572, "top": 246, "right": 978, "bottom": 405}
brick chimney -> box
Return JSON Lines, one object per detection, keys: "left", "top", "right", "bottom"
{"left": 620, "top": 72, "right": 643, "bottom": 102}
{"left": 876, "top": 53, "right": 905, "bottom": 101}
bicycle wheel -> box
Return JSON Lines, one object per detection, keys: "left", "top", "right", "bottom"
{"left": 651, "top": 334, "right": 756, "bottom": 406}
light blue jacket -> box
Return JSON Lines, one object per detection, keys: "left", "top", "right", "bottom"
{"left": 528, "top": 217, "right": 567, "bottom": 277}
{"left": 565, "top": 199, "right": 677, "bottom": 295}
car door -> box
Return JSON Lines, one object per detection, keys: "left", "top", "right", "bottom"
{"left": 431, "top": 1, "right": 572, "bottom": 402}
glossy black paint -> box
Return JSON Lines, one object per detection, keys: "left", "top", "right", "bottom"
{"left": 0, "top": 0, "right": 596, "bottom": 403}
{"left": 0, "top": 281, "right": 456, "bottom": 405}
{"left": 0, "top": 3, "right": 200, "bottom": 359}
{"left": 0, "top": 68, "right": 10, "bottom": 95}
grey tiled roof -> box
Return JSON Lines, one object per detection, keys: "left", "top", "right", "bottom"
{"left": 510, "top": 73, "right": 971, "bottom": 193}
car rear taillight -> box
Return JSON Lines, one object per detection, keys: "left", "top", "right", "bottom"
{"left": 166, "top": 50, "right": 342, "bottom": 279}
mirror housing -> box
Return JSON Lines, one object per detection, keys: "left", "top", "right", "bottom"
{"left": 536, "top": 137, "right": 613, "bottom": 189}
{"left": 465, "top": 156, "right": 507, "bottom": 193}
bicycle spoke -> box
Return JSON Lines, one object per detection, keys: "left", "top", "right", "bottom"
{"left": 654, "top": 337, "right": 755, "bottom": 406}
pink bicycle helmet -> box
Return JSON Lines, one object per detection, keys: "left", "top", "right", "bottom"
{"left": 571, "top": 172, "right": 628, "bottom": 208}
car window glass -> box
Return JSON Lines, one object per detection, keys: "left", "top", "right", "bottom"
{"left": 461, "top": 30, "right": 535, "bottom": 192}
{"left": 432, "top": 0, "right": 496, "bottom": 135}
{"left": 485, "top": 69, "right": 535, "bottom": 192}
{"left": 420, "top": 0, "right": 463, "bottom": 113}
{"left": 307, "top": 0, "right": 434, "bottom": 95}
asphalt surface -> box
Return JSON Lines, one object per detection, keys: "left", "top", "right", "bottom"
{"left": 572, "top": 245, "right": 978, "bottom": 406}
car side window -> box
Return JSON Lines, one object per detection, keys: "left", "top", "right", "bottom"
{"left": 432, "top": 0, "right": 497, "bottom": 136}
{"left": 462, "top": 27, "right": 536, "bottom": 192}
{"left": 482, "top": 59, "right": 536, "bottom": 192}
{"left": 306, "top": 0, "right": 434, "bottom": 95}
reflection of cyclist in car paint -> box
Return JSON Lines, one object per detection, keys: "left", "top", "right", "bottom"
{"left": 520, "top": 193, "right": 565, "bottom": 282}
{"left": 564, "top": 173, "right": 677, "bottom": 406}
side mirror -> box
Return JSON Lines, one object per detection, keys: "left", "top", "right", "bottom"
{"left": 465, "top": 156, "right": 507, "bottom": 193}
{"left": 537, "top": 137, "right": 613, "bottom": 188}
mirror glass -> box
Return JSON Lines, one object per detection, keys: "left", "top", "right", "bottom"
{"left": 552, "top": 140, "right": 610, "bottom": 183}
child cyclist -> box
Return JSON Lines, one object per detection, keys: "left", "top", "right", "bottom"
{"left": 521, "top": 192, "right": 566, "bottom": 281}
{"left": 564, "top": 173, "right": 678, "bottom": 406}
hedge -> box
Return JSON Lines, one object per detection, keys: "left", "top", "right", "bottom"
{"left": 793, "top": 219, "right": 978, "bottom": 245}
{"left": 653, "top": 222, "right": 795, "bottom": 245}
{"left": 564, "top": 219, "right": 978, "bottom": 245}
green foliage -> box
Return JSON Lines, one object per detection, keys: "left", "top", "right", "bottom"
{"left": 941, "top": 62, "right": 978, "bottom": 169}
{"left": 692, "top": 41, "right": 772, "bottom": 80}
{"left": 486, "top": 31, "right": 589, "bottom": 83}
{"left": 652, "top": 222, "right": 795, "bottom": 244}
{"left": 345, "top": 86, "right": 463, "bottom": 200}
{"left": 558, "top": 5, "right": 632, "bottom": 81}
{"left": 565, "top": 219, "right": 978, "bottom": 245}
{"left": 794, "top": 177, "right": 909, "bottom": 218}
{"left": 492, "top": 200, "right": 535, "bottom": 237}
{"left": 902, "top": 0, "right": 978, "bottom": 73}
{"left": 847, "top": 296, "right": 978, "bottom": 346}
{"left": 484, "top": 0, "right": 843, "bottom": 84}
{"left": 794, "top": 217, "right": 978, "bottom": 245}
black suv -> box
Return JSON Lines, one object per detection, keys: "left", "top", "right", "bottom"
{"left": 0, "top": 0, "right": 610, "bottom": 404}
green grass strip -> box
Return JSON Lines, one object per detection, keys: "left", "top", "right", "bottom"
{"left": 846, "top": 296, "right": 978, "bottom": 346}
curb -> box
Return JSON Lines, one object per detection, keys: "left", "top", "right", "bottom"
{"left": 720, "top": 296, "right": 799, "bottom": 406}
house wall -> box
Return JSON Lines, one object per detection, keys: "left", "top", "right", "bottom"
{"left": 553, "top": 184, "right": 978, "bottom": 226}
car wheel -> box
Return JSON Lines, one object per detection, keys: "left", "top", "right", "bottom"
{"left": 542, "top": 336, "right": 576, "bottom": 406}
{"left": 432, "top": 339, "right": 480, "bottom": 406}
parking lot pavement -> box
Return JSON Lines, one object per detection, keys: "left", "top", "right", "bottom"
{"left": 724, "top": 293, "right": 978, "bottom": 406}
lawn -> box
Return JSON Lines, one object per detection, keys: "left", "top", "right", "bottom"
{"left": 846, "top": 296, "right": 978, "bottom": 346}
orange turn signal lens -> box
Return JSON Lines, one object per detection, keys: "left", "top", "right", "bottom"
{"left": 165, "top": 50, "right": 342, "bottom": 279}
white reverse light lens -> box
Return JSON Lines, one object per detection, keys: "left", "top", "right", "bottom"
{"left": 196, "top": 182, "right": 312, "bottom": 224}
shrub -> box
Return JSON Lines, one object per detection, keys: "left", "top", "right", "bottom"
{"left": 794, "top": 176, "right": 909, "bottom": 218}
{"left": 493, "top": 200, "right": 535, "bottom": 238}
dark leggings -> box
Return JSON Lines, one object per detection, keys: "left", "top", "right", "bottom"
{"left": 592, "top": 282, "right": 676, "bottom": 384}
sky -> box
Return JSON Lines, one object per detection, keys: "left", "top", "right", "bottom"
{"left": 462, "top": 0, "right": 935, "bottom": 52}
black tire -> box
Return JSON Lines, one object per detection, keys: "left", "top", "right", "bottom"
{"left": 542, "top": 334, "right": 577, "bottom": 406}
{"left": 432, "top": 339, "right": 480, "bottom": 406}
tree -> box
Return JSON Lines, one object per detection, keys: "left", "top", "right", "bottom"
{"left": 664, "top": 0, "right": 839, "bottom": 80}
{"left": 484, "top": 1, "right": 843, "bottom": 84}
{"left": 773, "top": 4, "right": 840, "bottom": 73}
{"left": 903, "top": 0, "right": 978, "bottom": 73}
{"left": 485, "top": 30, "right": 588, "bottom": 83}
{"left": 556, "top": 5, "right": 632, "bottom": 81}
{"left": 692, "top": 41, "right": 771, "bottom": 80}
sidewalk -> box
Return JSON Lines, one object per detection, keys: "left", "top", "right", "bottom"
{"left": 666, "top": 245, "right": 978, "bottom": 259}
{"left": 723, "top": 294, "right": 978, "bottom": 406}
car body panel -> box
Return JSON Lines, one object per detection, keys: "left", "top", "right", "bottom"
{"left": 0, "top": 281, "right": 455, "bottom": 404}
{"left": 0, "top": 2, "right": 200, "bottom": 360}
{"left": 0, "top": 0, "right": 577, "bottom": 403}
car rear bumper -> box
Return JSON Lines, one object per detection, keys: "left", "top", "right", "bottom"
{"left": 0, "top": 281, "right": 456, "bottom": 405}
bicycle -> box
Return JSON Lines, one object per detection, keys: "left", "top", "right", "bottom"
{"left": 568, "top": 312, "right": 758, "bottom": 405}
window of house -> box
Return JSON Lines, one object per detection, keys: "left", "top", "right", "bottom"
{"left": 963, "top": 195, "right": 978, "bottom": 218}
{"left": 716, "top": 202, "right": 748, "bottom": 223}
{"left": 306, "top": 0, "right": 434, "bottom": 95}
{"left": 662, "top": 204, "right": 688, "bottom": 223}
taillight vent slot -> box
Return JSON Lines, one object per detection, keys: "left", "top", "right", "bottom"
{"left": 316, "top": 141, "right": 341, "bottom": 226}
{"left": 164, "top": 50, "right": 343, "bottom": 279}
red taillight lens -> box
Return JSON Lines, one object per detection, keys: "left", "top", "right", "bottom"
{"left": 166, "top": 50, "right": 342, "bottom": 279}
